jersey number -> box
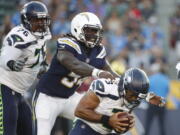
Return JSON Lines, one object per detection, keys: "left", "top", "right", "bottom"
{"left": 28, "top": 48, "right": 41, "bottom": 68}
{"left": 61, "top": 72, "right": 82, "bottom": 88}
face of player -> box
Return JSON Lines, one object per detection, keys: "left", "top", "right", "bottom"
{"left": 83, "top": 27, "right": 99, "bottom": 42}
{"left": 30, "top": 17, "right": 50, "bottom": 33}
{"left": 123, "top": 90, "right": 145, "bottom": 109}
{"left": 82, "top": 26, "right": 103, "bottom": 47}
{"left": 124, "top": 90, "right": 139, "bottom": 103}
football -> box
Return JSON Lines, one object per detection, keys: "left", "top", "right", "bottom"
{"left": 117, "top": 112, "right": 131, "bottom": 124}
{"left": 115, "top": 112, "right": 132, "bottom": 134}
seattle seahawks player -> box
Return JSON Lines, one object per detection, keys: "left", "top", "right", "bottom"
{"left": 69, "top": 68, "right": 165, "bottom": 135}
{"left": 0, "top": 1, "right": 51, "bottom": 135}
{"left": 34, "top": 12, "right": 119, "bottom": 135}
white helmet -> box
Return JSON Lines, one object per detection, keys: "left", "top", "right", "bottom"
{"left": 71, "top": 12, "right": 103, "bottom": 48}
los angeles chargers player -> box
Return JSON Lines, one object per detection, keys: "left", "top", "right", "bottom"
{"left": 0, "top": 1, "right": 51, "bottom": 135}
{"left": 69, "top": 68, "right": 165, "bottom": 135}
{"left": 34, "top": 12, "right": 120, "bottom": 135}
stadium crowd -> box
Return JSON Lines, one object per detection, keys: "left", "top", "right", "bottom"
{"left": 1, "top": 0, "right": 167, "bottom": 73}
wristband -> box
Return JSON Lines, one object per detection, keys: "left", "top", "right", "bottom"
{"left": 92, "top": 68, "right": 103, "bottom": 78}
{"left": 100, "top": 115, "right": 111, "bottom": 128}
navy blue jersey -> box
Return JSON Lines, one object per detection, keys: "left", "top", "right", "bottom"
{"left": 36, "top": 37, "right": 107, "bottom": 98}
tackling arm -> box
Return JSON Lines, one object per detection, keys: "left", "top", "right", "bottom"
{"left": 57, "top": 50, "right": 115, "bottom": 79}
{"left": 57, "top": 50, "right": 94, "bottom": 77}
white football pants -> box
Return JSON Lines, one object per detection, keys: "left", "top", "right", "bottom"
{"left": 35, "top": 92, "right": 84, "bottom": 135}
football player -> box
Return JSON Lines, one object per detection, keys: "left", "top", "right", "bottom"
{"left": 69, "top": 68, "right": 165, "bottom": 135}
{"left": 176, "top": 62, "right": 180, "bottom": 79}
{"left": 34, "top": 12, "right": 120, "bottom": 135}
{"left": 0, "top": 1, "right": 51, "bottom": 135}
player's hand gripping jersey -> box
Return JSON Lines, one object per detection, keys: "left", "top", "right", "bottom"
{"left": 0, "top": 25, "right": 51, "bottom": 94}
{"left": 36, "top": 36, "right": 107, "bottom": 98}
{"left": 79, "top": 78, "right": 131, "bottom": 134}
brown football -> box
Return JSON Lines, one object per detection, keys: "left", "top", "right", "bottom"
{"left": 117, "top": 112, "right": 131, "bottom": 124}
{"left": 115, "top": 113, "right": 131, "bottom": 134}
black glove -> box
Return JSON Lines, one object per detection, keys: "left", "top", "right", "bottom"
{"left": 7, "top": 59, "right": 26, "bottom": 71}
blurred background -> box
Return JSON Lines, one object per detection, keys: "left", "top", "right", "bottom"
{"left": 0, "top": 0, "right": 180, "bottom": 135}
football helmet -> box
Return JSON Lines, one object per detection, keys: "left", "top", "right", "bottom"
{"left": 71, "top": 12, "right": 103, "bottom": 48}
{"left": 21, "top": 1, "right": 50, "bottom": 37}
{"left": 118, "top": 68, "right": 149, "bottom": 109}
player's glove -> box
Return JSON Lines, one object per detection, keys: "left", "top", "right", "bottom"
{"left": 7, "top": 59, "right": 26, "bottom": 71}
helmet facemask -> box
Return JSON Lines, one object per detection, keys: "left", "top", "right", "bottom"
{"left": 29, "top": 16, "right": 50, "bottom": 33}
{"left": 20, "top": 1, "right": 51, "bottom": 37}
{"left": 118, "top": 68, "right": 149, "bottom": 110}
{"left": 80, "top": 25, "right": 103, "bottom": 48}
{"left": 123, "top": 89, "right": 147, "bottom": 109}
{"left": 24, "top": 13, "right": 50, "bottom": 37}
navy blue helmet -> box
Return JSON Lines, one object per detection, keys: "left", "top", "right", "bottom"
{"left": 21, "top": 1, "right": 50, "bottom": 36}
{"left": 118, "top": 68, "right": 149, "bottom": 109}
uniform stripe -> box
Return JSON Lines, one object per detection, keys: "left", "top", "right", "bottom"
{"left": 96, "top": 46, "right": 106, "bottom": 59}
{"left": 0, "top": 84, "right": 4, "bottom": 135}
{"left": 15, "top": 40, "right": 37, "bottom": 49}
{"left": 95, "top": 92, "right": 119, "bottom": 100}
{"left": 58, "top": 39, "right": 82, "bottom": 54}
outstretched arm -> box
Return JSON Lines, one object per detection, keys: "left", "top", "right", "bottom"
{"left": 57, "top": 50, "right": 115, "bottom": 79}
{"left": 146, "top": 92, "right": 166, "bottom": 107}
{"left": 57, "top": 50, "right": 94, "bottom": 76}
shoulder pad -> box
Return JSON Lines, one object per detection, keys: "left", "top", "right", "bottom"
{"left": 90, "top": 79, "right": 107, "bottom": 94}
{"left": 4, "top": 26, "right": 37, "bottom": 49}
{"left": 90, "top": 79, "right": 119, "bottom": 100}
{"left": 96, "top": 46, "right": 107, "bottom": 59}
{"left": 57, "top": 37, "right": 82, "bottom": 54}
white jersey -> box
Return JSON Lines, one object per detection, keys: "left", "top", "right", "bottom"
{"left": 79, "top": 79, "right": 131, "bottom": 134}
{"left": 0, "top": 25, "right": 51, "bottom": 94}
